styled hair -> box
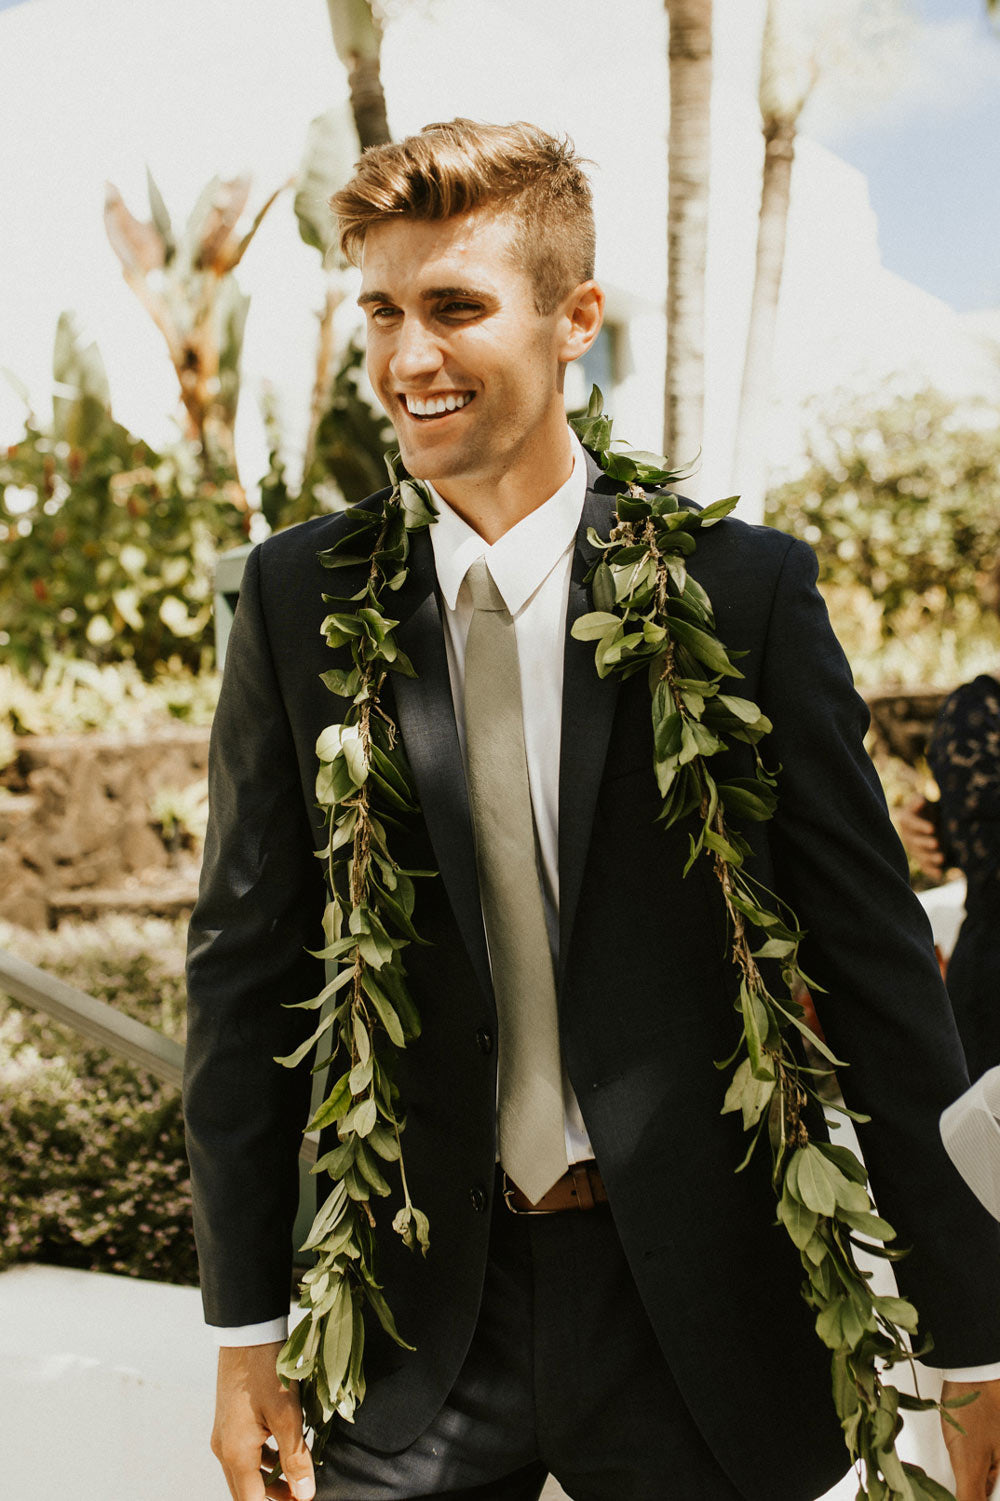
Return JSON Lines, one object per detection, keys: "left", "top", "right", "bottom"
{"left": 331, "top": 119, "right": 596, "bottom": 314}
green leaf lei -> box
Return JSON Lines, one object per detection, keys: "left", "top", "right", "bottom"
{"left": 277, "top": 387, "right": 961, "bottom": 1499}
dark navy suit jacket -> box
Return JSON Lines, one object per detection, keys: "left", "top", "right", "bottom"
{"left": 185, "top": 455, "right": 1000, "bottom": 1501}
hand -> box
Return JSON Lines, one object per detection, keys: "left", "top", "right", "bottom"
{"left": 942, "top": 1378, "right": 1000, "bottom": 1500}
{"left": 211, "top": 1343, "right": 316, "bottom": 1501}
{"left": 896, "top": 796, "right": 945, "bottom": 879}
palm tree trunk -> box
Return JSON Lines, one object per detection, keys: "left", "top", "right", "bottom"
{"left": 325, "top": 0, "right": 391, "bottom": 150}
{"left": 732, "top": 112, "right": 797, "bottom": 522}
{"left": 664, "top": 0, "right": 713, "bottom": 467}
{"left": 346, "top": 52, "right": 390, "bottom": 149}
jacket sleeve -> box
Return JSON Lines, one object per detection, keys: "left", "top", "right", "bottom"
{"left": 183, "top": 543, "right": 327, "bottom": 1327}
{"left": 758, "top": 537, "right": 1000, "bottom": 1367}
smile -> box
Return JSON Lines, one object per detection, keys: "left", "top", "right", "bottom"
{"left": 402, "top": 392, "right": 475, "bottom": 419}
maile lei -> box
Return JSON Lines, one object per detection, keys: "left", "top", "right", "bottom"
{"left": 275, "top": 387, "right": 965, "bottom": 1499}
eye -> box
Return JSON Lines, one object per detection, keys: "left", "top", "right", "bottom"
{"left": 439, "top": 301, "right": 482, "bottom": 321}
{"left": 368, "top": 303, "right": 399, "bottom": 323}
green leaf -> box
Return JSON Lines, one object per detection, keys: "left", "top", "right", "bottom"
{"left": 343, "top": 1096, "right": 377, "bottom": 1137}
{"left": 872, "top": 1295, "right": 919, "bottom": 1334}
{"left": 698, "top": 495, "right": 740, "bottom": 522}
{"left": 571, "top": 610, "right": 621, "bottom": 641}
{"left": 354, "top": 1140, "right": 392, "bottom": 1196}
{"left": 776, "top": 1187, "right": 819, "bottom": 1250}
{"left": 704, "top": 826, "right": 745, "bottom": 866}
{"left": 320, "top": 1280, "right": 355, "bottom": 1400}
{"left": 719, "top": 781, "right": 777, "bottom": 822}
{"left": 320, "top": 666, "right": 362, "bottom": 698}
{"left": 393, "top": 1203, "right": 431, "bottom": 1256}
{"left": 361, "top": 970, "right": 406, "bottom": 1045}
{"left": 714, "top": 694, "right": 759, "bottom": 723}
{"left": 294, "top": 104, "right": 355, "bottom": 256}
{"left": 307, "top": 1072, "right": 353, "bottom": 1132}
{"left": 787, "top": 1145, "right": 837, "bottom": 1217}
{"left": 366, "top": 1121, "right": 401, "bottom": 1162}
{"left": 839, "top": 1209, "right": 896, "bottom": 1243}
{"left": 274, "top": 1006, "right": 337, "bottom": 1068}
{"left": 722, "top": 1057, "right": 775, "bottom": 1128}
{"left": 753, "top": 937, "right": 798, "bottom": 960}
{"left": 311, "top": 1138, "right": 356, "bottom": 1178}
{"left": 299, "top": 1181, "right": 349, "bottom": 1251}
{"left": 668, "top": 617, "right": 741, "bottom": 677}
{"left": 362, "top": 1279, "right": 415, "bottom": 1350}
{"left": 902, "top": 1464, "right": 958, "bottom": 1501}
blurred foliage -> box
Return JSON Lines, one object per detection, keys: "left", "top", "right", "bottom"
{"left": 0, "top": 916, "right": 196, "bottom": 1284}
{"left": 0, "top": 111, "right": 398, "bottom": 680}
{"left": 260, "top": 341, "right": 394, "bottom": 529}
{"left": 104, "top": 169, "right": 283, "bottom": 485}
{"left": 0, "top": 660, "right": 218, "bottom": 756}
{"left": 766, "top": 391, "right": 1000, "bottom": 685}
{"left": 0, "top": 314, "right": 248, "bottom": 678}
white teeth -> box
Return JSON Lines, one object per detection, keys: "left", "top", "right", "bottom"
{"left": 404, "top": 392, "right": 473, "bottom": 417}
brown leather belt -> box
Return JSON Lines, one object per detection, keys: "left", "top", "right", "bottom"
{"left": 502, "top": 1161, "right": 608, "bottom": 1214}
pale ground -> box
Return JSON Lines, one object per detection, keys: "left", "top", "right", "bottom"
{"left": 0, "top": 1209, "right": 955, "bottom": 1501}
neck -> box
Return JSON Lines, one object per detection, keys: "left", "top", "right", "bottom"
{"left": 432, "top": 422, "right": 575, "bottom": 545}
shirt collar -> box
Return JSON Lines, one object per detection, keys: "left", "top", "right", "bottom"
{"left": 428, "top": 429, "right": 588, "bottom": 616}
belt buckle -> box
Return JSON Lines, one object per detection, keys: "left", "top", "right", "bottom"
{"left": 501, "top": 1171, "right": 548, "bottom": 1215}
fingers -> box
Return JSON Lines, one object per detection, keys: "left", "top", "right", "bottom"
{"left": 269, "top": 1399, "right": 316, "bottom": 1501}
{"left": 895, "top": 802, "right": 945, "bottom": 876}
{"left": 212, "top": 1343, "right": 315, "bottom": 1501}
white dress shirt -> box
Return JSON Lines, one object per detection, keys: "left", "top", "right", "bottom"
{"left": 426, "top": 427, "right": 594, "bottom": 1167}
{"left": 217, "top": 431, "right": 1000, "bottom": 1383}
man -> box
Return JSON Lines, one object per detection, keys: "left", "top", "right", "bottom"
{"left": 185, "top": 120, "right": 1000, "bottom": 1501}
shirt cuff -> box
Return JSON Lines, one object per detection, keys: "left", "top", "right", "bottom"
{"left": 935, "top": 1361, "right": 1000, "bottom": 1383}
{"left": 211, "top": 1317, "right": 289, "bottom": 1347}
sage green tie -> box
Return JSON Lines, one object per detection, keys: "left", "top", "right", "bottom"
{"left": 463, "top": 556, "right": 569, "bottom": 1205}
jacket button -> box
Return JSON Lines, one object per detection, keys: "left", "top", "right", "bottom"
{"left": 475, "top": 1028, "right": 494, "bottom": 1054}
{"left": 470, "top": 1184, "right": 488, "bottom": 1212}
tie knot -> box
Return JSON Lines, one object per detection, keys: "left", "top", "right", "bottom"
{"left": 465, "top": 556, "right": 506, "bottom": 613}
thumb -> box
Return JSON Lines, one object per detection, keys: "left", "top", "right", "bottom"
{"left": 272, "top": 1404, "right": 315, "bottom": 1501}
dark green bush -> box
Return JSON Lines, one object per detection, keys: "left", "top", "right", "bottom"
{"left": 0, "top": 917, "right": 197, "bottom": 1284}
{"left": 766, "top": 390, "right": 1000, "bottom": 642}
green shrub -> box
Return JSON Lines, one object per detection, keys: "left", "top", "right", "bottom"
{"left": 766, "top": 391, "right": 1000, "bottom": 687}
{"left": 0, "top": 657, "right": 219, "bottom": 744}
{"left": 0, "top": 315, "right": 248, "bottom": 680}
{"left": 0, "top": 916, "right": 197, "bottom": 1284}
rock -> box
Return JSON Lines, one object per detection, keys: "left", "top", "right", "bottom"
{"left": 0, "top": 728, "right": 209, "bottom": 929}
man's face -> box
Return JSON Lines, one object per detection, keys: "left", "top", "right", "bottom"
{"left": 358, "top": 211, "right": 576, "bottom": 501}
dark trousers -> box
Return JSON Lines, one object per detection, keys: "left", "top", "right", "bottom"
{"left": 316, "top": 1187, "right": 747, "bottom": 1500}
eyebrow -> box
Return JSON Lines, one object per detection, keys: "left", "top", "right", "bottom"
{"left": 357, "top": 285, "right": 494, "bottom": 307}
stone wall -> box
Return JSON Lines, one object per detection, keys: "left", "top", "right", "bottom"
{"left": 0, "top": 727, "right": 209, "bottom": 929}
{"left": 0, "top": 689, "right": 948, "bottom": 931}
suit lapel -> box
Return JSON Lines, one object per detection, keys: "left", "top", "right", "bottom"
{"left": 558, "top": 458, "right": 621, "bottom": 989}
{"left": 390, "top": 526, "right": 493, "bottom": 1004}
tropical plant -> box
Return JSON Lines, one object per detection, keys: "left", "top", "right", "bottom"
{"left": 104, "top": 168, "right": 284, "bottom": 489}
{"left": 0, "top": 316, "right": 247, "bottom": 677}
{"left": 258, "top": 107, "right": 395, "bottom": 531}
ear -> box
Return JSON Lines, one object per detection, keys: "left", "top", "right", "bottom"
{"left": 557, "top": 280, "right": 605, "bottom": 364}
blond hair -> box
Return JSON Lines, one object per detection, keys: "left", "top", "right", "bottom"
{"left": 331, "top": 119, "right": 596, "bottom": 314}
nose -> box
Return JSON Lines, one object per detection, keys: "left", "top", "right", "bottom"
{"left": 389, "top": 316, "right": 445, "bottom": 383}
